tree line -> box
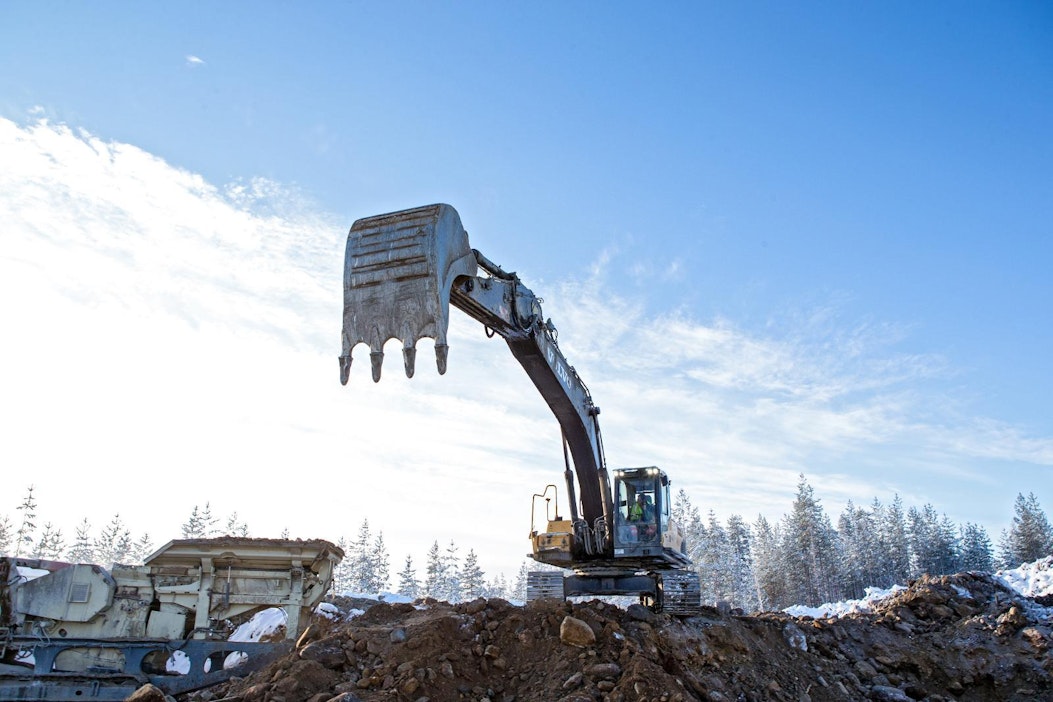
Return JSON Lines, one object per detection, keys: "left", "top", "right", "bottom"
{"left": 0, "top": 489, "right": 529, "bottom": 602}
{"left": 329, "top": 518, "right": 527, "bottom": 603}
{"left": 3, "top": 480, "right": 1050, "bottom": 611}
{"left": 673, "top": 476, "right": 1053, "bottom": 611}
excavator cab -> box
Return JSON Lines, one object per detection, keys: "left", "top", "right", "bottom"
{"left": 612, "top": 467, "right": 684, "bottom": 559}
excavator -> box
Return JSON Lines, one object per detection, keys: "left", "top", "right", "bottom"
{"left": 339, "top": 204, "right": 701, "bottom": 614}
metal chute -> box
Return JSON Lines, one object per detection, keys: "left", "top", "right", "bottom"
{"left": 339, "top": 203, "right": 478, "bottom": 382}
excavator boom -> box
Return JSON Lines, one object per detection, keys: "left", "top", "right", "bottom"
{"left": 340, "top": 203, "right": 612, "bottom": 534}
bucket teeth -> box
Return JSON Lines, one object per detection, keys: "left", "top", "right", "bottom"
{"left": 403, "top": 345, "right": 417, "bottom": 378}
{"left": 370, "top": 351, "right": 384, "bottom": 383}
{"left": 435, "top": 343, "right": 449, "bottom": 375}
{"left": 339, "top": 355, "right": 352, "bottom": 386}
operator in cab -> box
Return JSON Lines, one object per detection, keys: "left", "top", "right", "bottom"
{"left": 629, "top": 494, "right": 647, "bottom": 522}
{"left": 629, "top": 493, "right": 658, "bottom": 541}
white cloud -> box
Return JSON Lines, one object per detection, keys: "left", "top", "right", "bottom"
{"left": 0, "top": 116, "right": 1048, "bottom": 581}
{"left": 185, "top": 55, "right": 206, "bottom": 67}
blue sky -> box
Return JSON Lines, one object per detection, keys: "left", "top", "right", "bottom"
{"left": 1, "top": 2, "right": 1051, "bottom": 580}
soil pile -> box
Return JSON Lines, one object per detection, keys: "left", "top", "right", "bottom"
{"left": 190, "top": 572, "right": 1052, "bottom": 702}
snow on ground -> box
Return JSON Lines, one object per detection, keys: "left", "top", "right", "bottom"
{"left": 994, "top": 556, "right": 1053, "bottom": 598}
{"left": 783, "top": 556, "right": 1053, "bottom": 620}
{"left": 228, "top": 607, "right": 288, "bottom": 643}
{"left": 338, "top": 590, "right": 415, "bottom": 605}
{"left": 783, "top": 585, "right": 906, "bottom": 619}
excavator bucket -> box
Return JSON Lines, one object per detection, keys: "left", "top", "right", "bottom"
{"left": 340, "top": 204, "right": 478, "bottom": 383}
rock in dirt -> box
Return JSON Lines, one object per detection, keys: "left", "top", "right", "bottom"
{"left": 559, "top": 615, "right": 596, "bottom": 647}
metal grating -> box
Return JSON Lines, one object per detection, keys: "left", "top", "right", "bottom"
{"left": 68, "top": 582, "right": 90, "bottom": 603}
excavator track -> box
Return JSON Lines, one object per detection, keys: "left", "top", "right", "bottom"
{"left": 527, "top": 568, "right": 702, "bottom": 617}
{"left": 526, "top": 571, "right": 566, "bottom": 601}
{"left": 660, "top": 570, "right": 702, "bottom": 615}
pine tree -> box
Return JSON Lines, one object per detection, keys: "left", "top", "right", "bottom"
{"left": 224, "top": 512, "right": 250, "bottom": 537}
{"left": 876, "top": 495, "right": 910, "bottom": 587}
{"left": 424, "top": 540, "right": 445, "bottom": 599}
{"left": 0, "top": 514, "right": 13, "bottom": 555}
{"left": 837, "top": 501, "right": 876, "bottom": 599}
{"left": 349, "top": 519, "right": 376, "bottom": 592}
{"left": 672, "top": 488, "right": 704, "bottom": 564}
{"left": 781, "top": 476, "right": 841, "bottom": 607}
{"left": 442, "top": 540, "right": 461, "bottom": 602}
{"left": 115, "top": 529, "right": 133, "bottom": 564}
{"left": 397, "top": 555, "right": 420, "bottom": 599}
{"left": 94, "top": 514, "right": 133, "bottom": 566}
{"left": 725, "top": 514, "right": 757, "bottom": 611}
{"left": 1000, "top": 492, "right": 1053, "bottom": 567}
{"left": 959, "top": 522, "right": 994, "bottom": 571}
{"left": 936, "top": 514, "right": 961, "bottom": 574}
{"left": 905, "top": 504, "right": 958, "bottom": 577}
{"left": 14, "top": 485, "right": 37, "bottom": 557}
{"left": 32, "top": 523, "right": 65, "bottom": 560}
{"left": 67, "top": 519, "right": 95, "bottom": 563}
{"left": 332, "top": 537, "right": 354, "bottom": 594}
{"left": 511, "top": 561, "right": 530, "bottom": 601}
{"left": 906, "top": 506, "right": 928, "bottom": 576}
{"left": 199, "top": 503, "right": 218, "bottom": 538}
{"left": 488, "top": 572, "right": 509, "bottom": 599}
{"left": 369, "top": 532, "right": 390, "bottom": 592}
{"left": 697, "top": 511, "right": 733, "bottom": 606}
{"left": 132, "top": 533, "right": 154, "bottom": 563}
{"left": 459, "top": 549, "right": 486, "bottom": 601}
{"left": 181, "top": 506, "right": 204, "bottom": 538}
{"left": 750, "top": 515, "right": 785, "bottom": 610}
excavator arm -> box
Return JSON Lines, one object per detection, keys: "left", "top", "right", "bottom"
{"left": 339, "top": 204, "right": 612, "bottom": 550}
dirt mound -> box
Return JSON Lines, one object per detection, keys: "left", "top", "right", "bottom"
{"left": 191, "top": 574, "right": 1052, "bottom": 702}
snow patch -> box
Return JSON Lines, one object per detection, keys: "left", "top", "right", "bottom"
{"left": 338, "top": 590, "right": 415, "bottom": 604}
{"left": 784, "top": 585, "right": 906, "bottom": 619}
{"left": 15, "top": 566, "right": 51, "bottom": 582}
{"left": 228, "top": 608, "right": 287, "bottom": 643}
{"left": 782, "top": 557, "right": 1053, "bottom": 621}
{"left": 994, "top": 556, "right": 1053, "bottom": 599}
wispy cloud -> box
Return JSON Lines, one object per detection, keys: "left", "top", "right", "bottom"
{"left": 185, "top": 55, "right": 206, "bottom": 67}
{"left": 1, "top": 116, "right": 1048, "bottom": 579}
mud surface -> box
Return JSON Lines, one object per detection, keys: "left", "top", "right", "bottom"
{"left": 189, "top": 572, "right": 1052, "bottom": 702}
